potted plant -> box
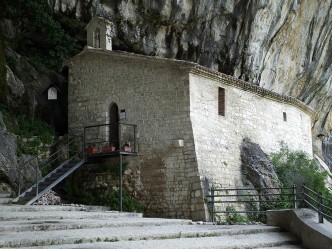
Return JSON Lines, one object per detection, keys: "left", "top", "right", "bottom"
{"left": 103, "top": 143, "right": 116, "bottom": 153}
{"left": 85, "top": 144, "right": 97, "bottom": 154}
{"left": 121, "top": 141, "right": 132, "bottom": 152}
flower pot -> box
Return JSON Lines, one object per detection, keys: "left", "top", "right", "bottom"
{"left": 103, "top": 145, "right": 116, "bottom": 153}
{"left": 85, "top": 146, "right": 97, "bottom": 154}
{"left": 121, "top": 145, "right": 132, "bottom": 152}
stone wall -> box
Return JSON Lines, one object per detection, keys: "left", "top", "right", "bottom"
{"left": 189, "top": 72, "right": 313, "bottom": 190}
{"left": 68, "top": 49, "right": 312, "bottom": 221}
{"left": 68, "top": 50, "right": 207, "bottom": 220}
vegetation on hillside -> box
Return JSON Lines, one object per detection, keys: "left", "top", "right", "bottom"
{"left": 272, "top": 144, "right": 331, "bottom": 197}
{"left": 271, "top": 144, "right": 332, "bottom": 221}
{"left": 61, "top": 185, "right": 144, "bottom": 213}
{"left": 59, "top": 161, "right": 143, "bottom": 212}
{"left": 2, "top": 0, "right": 84, "bottom": 70}
{"left": 217, "top": 145, "right": 332, "bottom": 224}
{"left": 0, "top": 105, "right": 54, "bottom": 156}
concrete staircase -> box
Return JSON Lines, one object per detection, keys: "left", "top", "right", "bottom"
{"left": 0, "top": 205, "right": 304, "bottom": 248}
{"left": 0, "top": 193, "right": 12, "bottom": 204}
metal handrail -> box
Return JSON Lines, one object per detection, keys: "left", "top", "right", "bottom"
{"left": 16, "top": 134, "right": 74, "bottom": 195}
{"left": 210, "top": 186, "right": 294, "bottom": 191}
{"left": 212, "top": 193, "right": 295, "bottom": 197}
{"left": 213, "top": 199, "right": 296, "bottom": 203}
{"left": 34, "top": 135, "right": 83, "bottom": 196}
{"left": 16, "top": 134, "right": 83, "bottom": 197}
{"left": 207, "top": 185, "right": 298, "bottom": 222}
{"left": 207, "top": 184, "right": 332, "bottom": 223}
{"left": 83, "top": 122, "right": 138, "bottom": 154}
{"left": 302, "top": 185, "right": 332, "bottom": 223}
{"left": 303, "top": 193, "right": 316, "bottom": 202}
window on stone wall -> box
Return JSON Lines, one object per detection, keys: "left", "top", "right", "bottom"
{"left": 94, "top": 28, "right": 101, "bottom": 48}
{"left": 283, "top": 112, "right": 287, "bottom": 122}
{"left": 218, "top": 87, "right": 225, "bottom": 116}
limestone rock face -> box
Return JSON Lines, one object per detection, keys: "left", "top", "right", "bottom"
{"left": 0, "top": 114, "right": 18, "bottom": 187}
{"left": 51, "top": 0, "right": 332, "bottom": 155}
{"left": 4, "top": 48, "right": 68, "bottom": 133}
{"left": 240, "top": 140, "right": 281, "bottom": 215}
{"left": 0, "top": 112, "right": 40, "bottom": 195}
{"left": 6, "top": 66, "right": 25, "bottom": 97}
{"left": 241, "top": 140, "right": 280, "bottom": 191}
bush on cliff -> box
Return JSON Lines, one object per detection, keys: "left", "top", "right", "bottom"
{"left": 272, "top": 144, "right": 330, "bottom": 197}
{"left": 3, "top": 0, "right": 81, "bottom": 70}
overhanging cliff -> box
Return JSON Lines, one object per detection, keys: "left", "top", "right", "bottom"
{"left": 51, "top": 0, "right": 332, "bottom": 157}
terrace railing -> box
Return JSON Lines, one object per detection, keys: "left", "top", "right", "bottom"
{"left": 83, "top": 122, "right": 137, "bottom": 157}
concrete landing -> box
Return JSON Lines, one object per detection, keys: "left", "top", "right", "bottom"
{"left": 267, "top": 208, "right": 332, "bottom": 249}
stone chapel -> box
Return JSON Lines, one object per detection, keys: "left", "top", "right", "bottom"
{"left": 66, "top": 17, "right": 313, "bottom": 220}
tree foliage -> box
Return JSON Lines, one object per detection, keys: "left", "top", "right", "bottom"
{"left": 272, "top": 144, "right": 330, "bottom": 197}
{"left": 3, "top": 0, "right": 82, "bottom": 70}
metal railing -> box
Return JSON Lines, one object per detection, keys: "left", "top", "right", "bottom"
{"left": 207, "top": 184, "right": 332, "bottom": 223}
{"left": 302, "top": 184, "right": 332, "bottom": 223}
{"left": 83, "top": 122, "right": 137, "bottom": 156}
{"left": 16, "top": 134, "right": 83, "bottom": 197}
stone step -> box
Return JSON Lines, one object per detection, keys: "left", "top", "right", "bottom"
{"left": 3, "top": 232, "right": 300, "bottom": 249}
{"left": 0, "top": 206, "right": 304, "bottom": 249}
{"left": 0, "top": 210, "right": 142, "bottom": 221}
{"left": 0, "top": 217, "right": 191, "bottom": 232}
{"left": 257, "top": 246, "right": 304, "bottom": 249}
{"left": 0, "top": 204, "right": 111, "bottom": 212}
{"left": 0, "top": 224, "right": 286, "bottom": 248}
{"left": 0, "top": 197, "right": 12, "bottom": 204}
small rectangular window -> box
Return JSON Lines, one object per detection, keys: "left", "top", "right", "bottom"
{"left": 283, "top": 112, "right": 287, "bottom": 122}
{"left": 218, "top": 87, "right": 225, "bottom": 116}
{"left": 94, "top": 28, "right": 101, "bottom": 48}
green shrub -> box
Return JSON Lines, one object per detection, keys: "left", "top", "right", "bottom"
{"left": 272, "top": 144, "right": 330, "bottom": 197}
{"left": 224, "top": 205, "right": 247, "bottom": 224}
{"left": 3, "top": 0, "right": 81, "bottom": 70}
{"left": 61, "top": 185, "right": 143, "bottom": 212}
{"left": 0, "top": 106, "right": 54, "bottom": 156}
{"left": 272, "top": 144, "right": 332, "bottom": 220}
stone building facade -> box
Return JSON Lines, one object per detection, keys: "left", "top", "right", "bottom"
{"left": 66, "top": 18, "right": 313, "bottom": 221}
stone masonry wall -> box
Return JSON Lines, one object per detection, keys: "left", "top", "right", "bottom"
{"left": 68, "top": 50, "right": 207, "bottom": 220}
{"left": 68, "top": 49, "right": 312, "bottom": 221}
{"left": 189, "top": 72, "right": 313, "bottom": 191}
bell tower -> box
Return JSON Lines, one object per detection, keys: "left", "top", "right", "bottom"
{"left": 86, "top": 17, "right": 113, "bottom": 51}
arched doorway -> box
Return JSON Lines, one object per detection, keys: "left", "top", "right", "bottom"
{"left": 109, "top": 103, "right": 119, "bottom": 149}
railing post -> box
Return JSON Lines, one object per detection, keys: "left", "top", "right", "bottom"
{"left": 35, "top": 159, "right": 39, "bottom": 196}
{"left": 318, "top": 192, "right": 324, "bottom": 223}
{"left": 302, "top": 183, "right": 306, "bottom": 208}
{"left": 17, "top": 166, "right": 21, "bottom": 197}
{"left": 119, "top": 122, "right": 122, "bottom": 150}
{"left": 211, "top": 187, "right": 215, "bottom": 222}
{"left": 293, "top": 184, "right": 297, "bottom": 209}
{"left": 119, "top": 154, "right": 123, "bottom": 212}
{"left": 258, "top": 188, "right": 262, "bottom": 212}
{"left": 82, "top": 131, "right": 86, "bottom": 161}
{"left": 67, "top": 135, "right": 70, "bottom": 159}
{"left": 134, "top": 125, "right": 136, "bottom": 152}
